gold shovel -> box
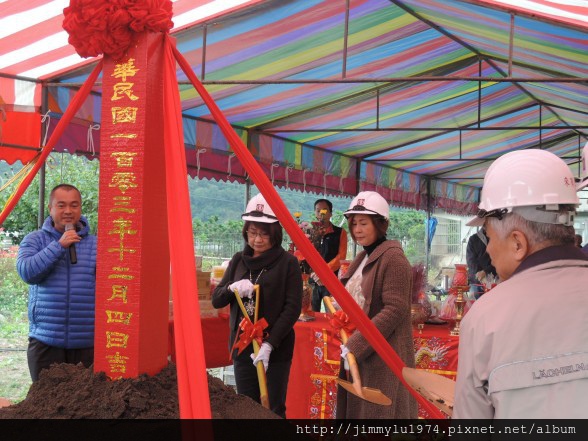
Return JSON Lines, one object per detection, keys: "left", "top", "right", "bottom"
{"left": 323, "top": 296, "right": 392, "bottom": 406}
{"left": 234, "top": 285, "right": 270, "bottom": 409}
{"left": 402, "top": 367, "right": 455, "bottom": 417}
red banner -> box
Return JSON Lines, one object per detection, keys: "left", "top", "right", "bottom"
{"left": 94, "top": 32, "right": 169, "bottom": 379}
{"left": 0, "top": 110, "right": 41, "bottom": 163}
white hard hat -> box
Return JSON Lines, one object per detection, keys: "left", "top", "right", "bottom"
{"left": 576, "top": 141, "right": 588, "bottom": 191}
{"left": 467, "top": 149, "right": 579, "bottom": 227}
{"left": 242, "top": 193, "right": 278, "bottom": 223}
{"left": 344, "top": 191, "right": 390, "bottom": 220}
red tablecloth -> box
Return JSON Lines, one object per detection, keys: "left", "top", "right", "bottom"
{"left": 286, "top": 320, "right": 459, "bottom": 419}
{"left": 286, "top": 314, "right": 341, "bottom": 419}
{"left": 168, "top": 315, "right": 232, "bottom": 369}
{"left": 413, "top": 324, "right": 459, "bottom": 380}
{"left": 168, "top": 317, "right": 458, "bottom": 419}
{"left": 412, "top": 323, "right": 459, "bottom": 419}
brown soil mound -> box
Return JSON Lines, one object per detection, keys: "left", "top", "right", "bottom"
{"left": 0, "top": 362, "right": 278, "bottom": 419}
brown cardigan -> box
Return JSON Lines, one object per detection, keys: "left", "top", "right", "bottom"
{"left": 337, "top": 240, "right": 418, "bottom": 419}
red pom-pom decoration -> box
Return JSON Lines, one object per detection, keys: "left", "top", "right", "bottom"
{"left": 63, "top": 0, "right": 173, "bottom": 60}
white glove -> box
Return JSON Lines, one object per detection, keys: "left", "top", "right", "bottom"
{"left": 310, "top": 272, "right": 323, "bottom": 286}
{"left": 475, "top": 270, "right": 486, "bottom": 283}
{"left": 251, "top": 342, "right": 273, "bottom": 371}
{"left": 340, "top": 344, "right": 350, "bottom": 370}
{"left": 228, "top": 279, "right": 254, "bottom": 299}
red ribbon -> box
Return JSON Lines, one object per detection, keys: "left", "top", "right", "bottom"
{"left": 231, "top": 317, "right": 269, "bottom": 356}
{"left": 329, "top": 310, "right": 356, "bottom": 337}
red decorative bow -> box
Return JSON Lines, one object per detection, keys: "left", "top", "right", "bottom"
{"left": 231, "top": 317, "right": 268, "bottom": 356}
{"left": 329, "top": 310, "right": 356, "bottom": 337}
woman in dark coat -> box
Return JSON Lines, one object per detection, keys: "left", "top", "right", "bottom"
{"left": 212, "top": 193, "right": 302, "bottom": 418}
{"left": 336, "top": 191, "right": 418, "bottom": 419}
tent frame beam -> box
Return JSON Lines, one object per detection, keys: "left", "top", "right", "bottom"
{"left": 45, "top": 76, "right": 588, "bottom": 88}
{"left": 263, "top": 126, "right": 588, "bottom": 133}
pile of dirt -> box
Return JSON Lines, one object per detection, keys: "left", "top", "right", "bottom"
{"left": 0, "top": 362, "right": 279, "bottom": 419}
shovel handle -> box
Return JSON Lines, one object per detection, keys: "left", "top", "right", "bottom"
{"left": 252, "top": 340, "right": 270, "bottom": 408}
{"left": 323, "top": 296, "right": 349, "bottom": 342}
{"left": 233, "top": 287, "right": 270, "bottom": 409}
{"left": 324, "top": 296, "right": 393, "bottom": 406}
{"left": 323, "top": 296, "right": 363, "bottom": 388}
{"left": 346, "top": 352, "right": 364, "bottom": 393}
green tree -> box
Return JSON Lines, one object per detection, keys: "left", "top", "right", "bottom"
{"left": 386, "top": 210, "right": 426, "bottom": 264}
{"left": 387, "top": 210, "right": 426, "bottom": 240}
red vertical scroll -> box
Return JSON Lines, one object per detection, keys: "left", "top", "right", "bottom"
{"left": 94, "top": 32, "right": 170, "bottom": 378}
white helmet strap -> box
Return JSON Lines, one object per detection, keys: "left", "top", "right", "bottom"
{"left": 243, "top": 210, "right": 278, "bottom": 221}
{"left": 347, "top": 204, "right": 383, "bottom": 217}
{"left": 512, "top": 206, "right": 575, "bottom": 227}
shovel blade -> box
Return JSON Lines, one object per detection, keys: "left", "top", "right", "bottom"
{"left": 336, "top": 378, "right": 392, "bottom": 406}
{"left": 402, "top": 367, "right": 454, "bottom": 416}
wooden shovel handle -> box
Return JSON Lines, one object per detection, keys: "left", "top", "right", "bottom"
{"left": 323, "top": 296, "right": 349, "bottom": 341}
{"left": 323, "top": 296, "right": 363, "bottom": 388}
{"left": 233, "top": 286, "right": 269, "bottom": 409}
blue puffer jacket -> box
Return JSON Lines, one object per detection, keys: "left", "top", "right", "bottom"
{"left": 17, "top": 215, "right": 97, "bottom": 349}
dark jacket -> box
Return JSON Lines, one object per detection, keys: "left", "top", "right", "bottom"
{"left": 211, "top": 244, "right": 302, "bottom": 362}
{"left": 17, "top": 215, "right": 97, "bottom": 349}
{"left": 317, "top": 225, "right": 344, "bottom": 274}
{"left": 466, "top": 230, "right": 496, "bottom": 284}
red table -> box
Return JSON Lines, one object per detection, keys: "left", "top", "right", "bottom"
{"left": 168, "top": 315, "right": 232, "bottom": 368}
{"left": 286, "top": 314, "right": 341, "bottom": 419}
{"left": 412, "top": 323, "right": 459, "bottom": 419}
{"left": 169, "top": 316, "right": 458, "bottom": 419}
{"left": 413, "top": 324, "right": 459, "bottom": 380}
{"left": 286, "top": 319, "right": 459, "bottom": 419}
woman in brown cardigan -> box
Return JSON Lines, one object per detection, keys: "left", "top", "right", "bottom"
{"left": 336, "top": 191, "right": 418, "bottom": 419}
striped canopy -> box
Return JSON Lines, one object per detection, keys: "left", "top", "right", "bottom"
{"left": 1, "top": 0, "right": 587, "bottom": 214}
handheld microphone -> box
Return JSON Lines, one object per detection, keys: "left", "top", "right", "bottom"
{"left": 65, "top": 223, "right": 78, "bottom": 265}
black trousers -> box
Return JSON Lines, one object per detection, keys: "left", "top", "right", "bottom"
{"left": 233, "top": 348, "right": 292, "bottom": 418}
{"left": 27, "top": 337, "right": 94, "bottom": 382}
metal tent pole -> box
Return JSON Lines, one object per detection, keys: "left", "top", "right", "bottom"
{"left": 38, "top": 85, "right": 49, "bottom": 229}
{"left": 425, "top": 178, "right": 432, "bottom": 275}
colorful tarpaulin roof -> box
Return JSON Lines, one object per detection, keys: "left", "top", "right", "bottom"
{"left": 1, "top": 0, "right": 587, "bottom": 214}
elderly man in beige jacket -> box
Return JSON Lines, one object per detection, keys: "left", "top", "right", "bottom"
{"left": 454, "top": 149, "right": 588, "bottom": 419}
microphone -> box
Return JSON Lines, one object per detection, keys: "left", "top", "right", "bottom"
{"left": 65, "top": 223, "right": 78, "bottom": 265}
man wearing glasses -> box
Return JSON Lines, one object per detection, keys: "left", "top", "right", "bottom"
{"left": 453, "top": 149, "right": 588, "bottom": 419}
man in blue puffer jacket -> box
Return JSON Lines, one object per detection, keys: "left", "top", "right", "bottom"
{"left": 17, "top": 184, "right": 97, "bottom": 381}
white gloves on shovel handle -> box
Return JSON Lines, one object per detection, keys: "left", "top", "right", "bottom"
{"left": 340, "top": 344, "right": 350, "bottom": 370}
{"left": 251, "top": 342, "right": 273, "bottom": 371}
{"left": 229, "top": 279, "right": 254, "bottom": 299}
